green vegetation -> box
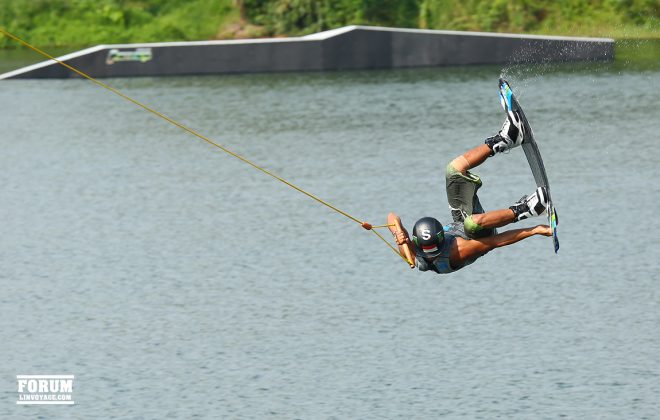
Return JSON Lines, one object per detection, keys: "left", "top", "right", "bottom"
{"left": 616, "top": 37, "right": 660, "bottom": 64}
{"left": 418, "top": 0, "right": 660, "bottom": 37}
{"left": 243, "top": 0, "right": 421, "bottom": 35}
{"left": 1, "top": 0, "right": 658, "bottom": 49}
{"left": 245, "top": 0, "right": 659, "bottom": 39}
{"left": 0, "top": 0, "right": 236, "bottom": 48}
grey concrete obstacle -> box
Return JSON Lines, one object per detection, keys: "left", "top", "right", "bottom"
{"left": 0, "top": 25, "right": 614, "bottom": 79}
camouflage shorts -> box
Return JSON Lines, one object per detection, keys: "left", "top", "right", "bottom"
{"left": 445, "top": 163, "right": 495, "bottom": 238}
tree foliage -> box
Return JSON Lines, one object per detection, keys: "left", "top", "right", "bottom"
{"left": 243, "top": 0, "right": 419, "bottom": 34}
{"left": 0, "top": 0, "right": 235, "bottom": 47}
{"left": 1, "top": 0, "right": 658, "bottom": 48}
{"left": 419, "top": 0, "right": 659, "bottom": 34}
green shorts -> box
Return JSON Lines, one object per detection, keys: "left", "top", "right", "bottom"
{"left": 445, "top": 163, "right": 494, "bottom": 238}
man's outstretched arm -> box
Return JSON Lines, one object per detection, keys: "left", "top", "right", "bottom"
{"left": 453, "top": 225, "right": 552, "bottom": 263}
{"left": 387, "top": 212, "right": 416, "bottom": 268}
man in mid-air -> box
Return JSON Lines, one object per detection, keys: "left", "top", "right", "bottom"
{"left": 388, "top": 89, "right": 552, "bottom": 274}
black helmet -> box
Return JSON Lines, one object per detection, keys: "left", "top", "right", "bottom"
{"left": 412, "top": 217, "right": 445, "bottom": 258}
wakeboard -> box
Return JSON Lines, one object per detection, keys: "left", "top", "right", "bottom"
{"left": 498, "top": 78, "right": 559, "bottom": 253}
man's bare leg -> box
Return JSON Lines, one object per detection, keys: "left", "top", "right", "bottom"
{"left": 470, "top": 208, "right": 515, "bottom": 230}
{"left": 449, "top": 144, "right": 492, "bottom": 174}
{"left": 448, "top": 144, "right": 530, "bottom": 235}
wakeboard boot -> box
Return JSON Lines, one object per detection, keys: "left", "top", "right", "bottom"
{"left": 509, "top": 186, "right": 548, "bottom": 221}
{"left": 485, "top": 112, "right": 525, "bottom": 155}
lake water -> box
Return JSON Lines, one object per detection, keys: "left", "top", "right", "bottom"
{"left": 1, "top": 55, "right": 659, "bottom": 418}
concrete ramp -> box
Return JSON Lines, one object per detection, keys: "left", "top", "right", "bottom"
{"left": 0, "top": 25, "right": 614, "bottom": 79}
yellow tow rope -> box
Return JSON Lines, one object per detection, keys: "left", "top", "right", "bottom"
{"left": 0, "top": 28, "right": 413, "bottom": 267}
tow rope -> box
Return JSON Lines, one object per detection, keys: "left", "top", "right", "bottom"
{"left": 1, "top": 28, "right": 413, "bottom": 267}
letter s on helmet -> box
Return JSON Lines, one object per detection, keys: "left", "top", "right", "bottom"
{"left": 412, "top": 217, "right": 445, "bottom": 258}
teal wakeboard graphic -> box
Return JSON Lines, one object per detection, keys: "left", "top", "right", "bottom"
{"left": 499, "top": 78, "right": 559, "bottom": 253}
